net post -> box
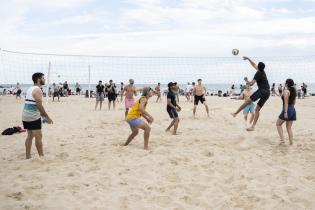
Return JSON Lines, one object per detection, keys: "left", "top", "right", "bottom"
{"left": 46, "top": 61, "right": 51, "bottom": 103}
{"left": 88, "top": 64, "right": 91, "bottom": 98}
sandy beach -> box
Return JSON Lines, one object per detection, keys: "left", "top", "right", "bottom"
{"left": 1, "top": 95, "right": 315, "bottom": 210}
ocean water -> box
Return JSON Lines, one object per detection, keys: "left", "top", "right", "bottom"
{"left": 1, "top": 83, "right": 315, "bottom": 95}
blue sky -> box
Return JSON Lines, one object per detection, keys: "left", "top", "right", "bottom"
{"left": 1, "top": 0, "right": 315, "bottom": 56}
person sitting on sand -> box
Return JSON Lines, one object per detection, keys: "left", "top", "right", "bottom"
{"left": 193, "top": 79, "right": 209, "bottom": 118}
{"left": 276, "top": 79, "right": 297, "bottom": 145}
{"left": 121, "top": 79, "right": 137, "bottom": 117}
{"left": 123, "top": 87, "right": 154, "bottom": 150}
{"left": 166, "top": 82, "right": 182, "bottom": 135}
{"left": 23, "top": 72, "right": 53, "bottom": 159}
{"left": 232, "top": 56, "right": 270, "bottom": 131}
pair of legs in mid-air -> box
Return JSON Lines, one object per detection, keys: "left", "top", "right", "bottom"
{"left": 232, "top": 89, "right": 269, "bottom": 131}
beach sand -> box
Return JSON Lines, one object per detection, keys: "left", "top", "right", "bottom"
{"left": 0, "top": 95, "right": 315, "bottom": 210}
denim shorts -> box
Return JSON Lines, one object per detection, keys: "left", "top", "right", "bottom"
{"left": 127, "top": 118, "right": 143, "bottom": 128}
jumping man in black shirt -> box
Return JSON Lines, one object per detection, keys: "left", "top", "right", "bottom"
{"left": 232, "top": 56, "right": 270, "bottom": 131}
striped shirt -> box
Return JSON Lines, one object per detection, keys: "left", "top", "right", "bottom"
{"left": 22, "top": 86, "right": 41, "bottom": 122}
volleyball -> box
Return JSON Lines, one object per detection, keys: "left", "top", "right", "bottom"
{"left": 232, "top": 49, "right": 239, "bottom": 56}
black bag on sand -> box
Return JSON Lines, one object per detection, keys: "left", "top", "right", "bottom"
{"left": 2, "top": 127, "right": 19, "bottom": 135}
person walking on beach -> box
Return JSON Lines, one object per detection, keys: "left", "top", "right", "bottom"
{"left": 14, "top": 82, "right": 22, "bottom": 100}
{"left": 63, "top": 81, "right": 69, "bottom": 97}
{"left": 120, "top": 82, "right": 124, "bottom": 102}
{"left": 52, "top": 83, "right": 60, "bottom": 102}
{"left": 190, "top": 82, "right": 195, "bottom": 103}
{"left": 174, "top": 82, "right": 180, "bottom": 104}
{"left": 121, "top": 79, "right": 137, "bottom": 117}
{"left": 75, "top": 82, "right": 81, "bottom": 95}
{"left": 193, "top": 79, "right": 209, "bottom": 118}
{"left": 276, "top": 79, "right": 297, "bottom": 145}
{"left": 22, "top": 72, "right": 53, "bottom": 159}
{"left": 95, "top": 80, "right": 105, "bottom": 110}
{"left": 278, "top": 84, "right": 283, "bottom": 96}
{"left": 123, "top": 87, "right": 154, "bottom": 150}
{"left": 232, "top": 56, "right": 270, "bottom": 131}
{"left": 271, "top": 83, "right": 278, "bottom": 96}
{"left": 155, "top": 83, "right": 162, "bottom": 102}
{"left": 165, "top": 82, "right": 181, "bottom": 135}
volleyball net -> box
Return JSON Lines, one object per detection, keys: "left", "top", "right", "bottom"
{"left": 1, "top": 49, "right": 314, "bottom": 92}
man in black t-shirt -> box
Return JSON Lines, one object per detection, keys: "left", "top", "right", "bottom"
{"left": 232, "top": 56, "right": 270, "bottom": 131}
{"left": 95, "top": 80, "right": 105, "bottom": 110}
{"left": 106, "top": 80, "right": 117, "bottom": 110}
{"left": 165, "top": 82, "right": 182, "bottom": 135}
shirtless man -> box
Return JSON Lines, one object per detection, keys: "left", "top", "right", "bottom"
{"left": 193, "top": 79, "right": 209, "bottom": 118}
{"left": 155, "top": 83, "right": 161, "bottom": 102}
{"left": 121, "top": 79, "right": 137, "bottom": 117}
{"left": 190, "top": 82, "right": 195, "bottom": 103}
{"left": 232, "top": 84, "right": 255, "bottom": 126}
{"left": 52, "top": 83, "right": 60, "bottom": 102}
{"left": 174, "top": 82, "right": 180, "bottom": 104}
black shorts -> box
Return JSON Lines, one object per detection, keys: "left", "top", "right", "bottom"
{"left": 108, "top": 93, "right": 117, "bottom": 102}
{"left": 194, "top": 95, "right": 205, "bottom": 105}
{"left": 250, "top": 89, "right": 270, "bottom": 107}
{"left": 167, "top": 108, "right": 178, "bottom": 119}
{"left": 23, "top": 118, "right": 42, "bottom": 130}
{"left": 17, "top": 89, "right": 22, "bottom": 96}
{"left": 53, "top": 92, "right": 59, "bottom": 97}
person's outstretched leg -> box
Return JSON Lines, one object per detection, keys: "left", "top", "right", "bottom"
{"left": 193, "top": 105, "right": 197, "bottom": 118}
{"left": 204, "top": 103, "right": 210, "bottom": 117}
{"left": 232, "top": 99, "right": 252, "bottom": 117}
{"left": 95, "top": 101, "right": 99, "bottom": 110}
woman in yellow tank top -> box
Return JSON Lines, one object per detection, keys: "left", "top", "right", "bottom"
{"left": 123, "top": 87, "right": 154, "bottom": 150}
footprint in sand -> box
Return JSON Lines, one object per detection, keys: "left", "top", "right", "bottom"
{"left": 7, "top": 192, "right": 23, "bottom": 201}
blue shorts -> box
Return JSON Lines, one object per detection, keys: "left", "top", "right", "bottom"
{"left": 243, "top": 103, "right": 255, "bottom": 114}
{"left": 127, "top": 118, "right": 143, "bottom": 128}
{"left": 279, "top": 105, "right": 296, "bottom": 121}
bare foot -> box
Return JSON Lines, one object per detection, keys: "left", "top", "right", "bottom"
{"left": 165, "top": 129, "right": 170, "bottom": 132}
{"left": 279, "top": 140, "right": 285, "bottom": 145}
{"left": 231, "top": 113, "right": 237, "bottom": 118}
{"left": 246, "top": 126, "right": 255, "bottom": 131}
{"left": 144, "top": 146, "right": 149, "bottom": 150}
{"left": 289, "top": 140, "right": 293, "bottom": 145}
{"left": 172, "top": 131, "right": 177, "bottom": 135}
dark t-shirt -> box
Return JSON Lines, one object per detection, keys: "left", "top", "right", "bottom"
{"left": 167, "top": 91, "right": 177, "bottom": 110}
{"left": 254, "top": 70, "right": 270, "bottom": 90}
{"left": 96, "top": 85, "right": 105, "bottom": 95}
{"left": 106, "top": 85, "right": 116, "bottom": 94}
